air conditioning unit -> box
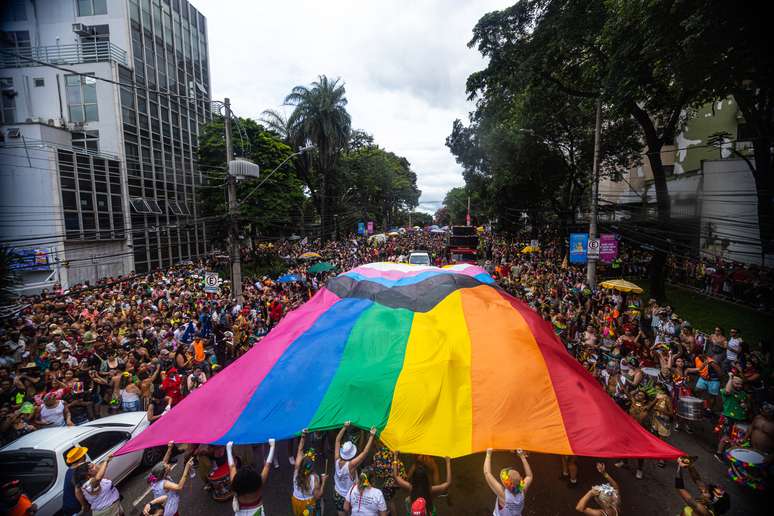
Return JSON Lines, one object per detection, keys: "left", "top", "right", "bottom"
{"left": 67, "top": 121, "right": 84, "bottom": 130}
{"left": 72, "top": 23, "right": 91, "bottom": 36}
{"left": 55, "top": 118, "right": 66, "bottom": 128}
{"left": 7, "top": 128, "right": 21, "bottom": 139}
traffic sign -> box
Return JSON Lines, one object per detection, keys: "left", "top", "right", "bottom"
{"left": 587, "top": 238, "right": 600, "bottom": 258}
{"left": 204, "top": 272, "right": 219, "bottom": 293}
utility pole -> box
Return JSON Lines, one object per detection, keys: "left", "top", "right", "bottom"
{"left": 587, "top": 98, "right": 602, "bottom": 287}
{"left": 224, "top": 98, "right": 243, "bottom": 304}
{"left": 466, "top": 195, "right": 471, "bottom": 226}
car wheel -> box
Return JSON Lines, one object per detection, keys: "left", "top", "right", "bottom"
{"left": 141, "top": 446, "right": 165, "bottom": 468}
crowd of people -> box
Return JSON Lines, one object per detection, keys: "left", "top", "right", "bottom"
{"left": 0, "top": 229, "right": 771, "bottom": 515}
{"left": 617, "top": 248, "right": 774, "bottom": 313}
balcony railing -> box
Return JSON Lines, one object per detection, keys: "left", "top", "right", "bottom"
{"left": 0, "top": 42, "right": 128, "bottom": 69}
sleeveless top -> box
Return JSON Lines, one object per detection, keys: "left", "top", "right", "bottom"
{"left": 40, "top": 401, "right": 65, "bottom": 426}
{"left": 233, "top": 495, "right": 264, "bottom": 516}
{"left": 152, "top": 479, "right": 180, "bottom": 516}
{"left": 334, "top": 459, "right": 354, "bottom": 497}
{"left": 292, "top": 471, "right": 317, "bottom": 500}
{"left": 493, "top": 489, "right": 525, "bottom": 516}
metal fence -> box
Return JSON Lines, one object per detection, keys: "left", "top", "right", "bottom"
{"left": 0, "top": 42, "right": 128, "bottom": 68}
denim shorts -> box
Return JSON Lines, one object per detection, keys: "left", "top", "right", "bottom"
{"left": 695, "top": 377, "right": 720, "bottom": 396}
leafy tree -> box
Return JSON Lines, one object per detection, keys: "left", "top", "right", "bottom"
{"left": 466, "top": 0, "right": 708, "bottom": 299}
{"left": 334, "top": 146, "right": 420, "bottom": 230}
{"left": 285, "top": 75, "right": 352, "bottom": 242}
{"left": 197, "top": 116, "right": 305, "bottom": 242}
{"left": 434, "top": 207, "right": 450, "bottom": 226}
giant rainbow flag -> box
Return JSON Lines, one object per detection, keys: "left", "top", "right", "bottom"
{"left": 118, "top": 263, "right": 682, "bottom": 458}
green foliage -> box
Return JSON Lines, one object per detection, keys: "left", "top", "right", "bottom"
{"left": 334, "top": 145, "right": 420, "bottom": 230}
{"left": 197, "top": 116, "right": 305, "bottom": 241}
{"left": 284, "top": 75, "right": 353, "bottom": 241}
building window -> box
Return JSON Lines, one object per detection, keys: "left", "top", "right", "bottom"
{"left": 1, "top": 78, "right": 16, "bottom": 124}
{"left": 33, "top": 78, "right": 44, "bottom": 87}
{"left": 65, "top": 75, "right": 99, "bottom": 122}
{"left": 77, "top": 0, "right": 107, "bottom": 16}
{"left": 72, "top": 130, "right": 99, "bottom": 152}
{"left": 0, "top": 30, "right": 31, "bottom": 50}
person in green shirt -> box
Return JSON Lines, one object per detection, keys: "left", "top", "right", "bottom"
{"left": 715, "top": 374, "right": 751, "bottom": 460}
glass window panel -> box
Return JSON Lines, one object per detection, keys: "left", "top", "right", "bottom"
{"left": 82, "top": 82, "right": 97, "bottom": 103}
{"left": 96, "top": 193, "right": 109, "bottom": 211}
{"left": 64, "top": 212, "right": 80, "bottom": 231}
{"left": 82, "top": 213, "right": 96, "bottom": 231}
{"left": 62, "top": 190, "right": 77, "bottom": 210}
{"left": 80, "top": 192, "right": 94, "bottom": 210}
{"left": 84, "top": 104, "right": 99, "bottom": 122}
{"left": 61, "top": 176, "right": 76, "bottom": 189}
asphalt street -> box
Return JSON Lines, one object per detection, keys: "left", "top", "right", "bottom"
{"left": 115, "top": 419, "right": 766, "bottom": 516}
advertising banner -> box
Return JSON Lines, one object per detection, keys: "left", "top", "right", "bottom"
{"left": 599, "top": 233, "right": 619, "bottom": 263}
{"left": 367, "top": 221, "right": 374, "bottom": 234}
{"left": 357, "top": 222, "right": 365, "bottom": 235}
{"left": 569, "top": 233, "right": 588, "bottom": 264}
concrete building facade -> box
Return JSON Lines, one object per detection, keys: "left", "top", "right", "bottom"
{"left": 598, "top": 98, "right": 771, "bottom": 267}
{"left": 0, "top": 0, "right": 212, "bottom": 293}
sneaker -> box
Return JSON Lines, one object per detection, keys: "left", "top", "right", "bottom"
{"left": 635, "top": 469, "right": 643, "bottom": 480}
{"left": 569, "top": 479, "right": 579, "bottom": 488}
{"left": 614, "top": 461, "right": 625, "bottom": 468}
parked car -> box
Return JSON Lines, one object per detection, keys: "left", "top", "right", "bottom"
{"left": 408, "top": 251, "right": 431, "bottom": 266}
{"left": 0, "top": 411, "right": 163, "bottom": 516}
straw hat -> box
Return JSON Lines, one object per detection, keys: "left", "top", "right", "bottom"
{"left": 66, "top": 446, "right": 88, "bottom": 465}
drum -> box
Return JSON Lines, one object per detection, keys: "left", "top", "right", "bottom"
{"left": 677, "top": 396, "right": 704, "bottom": 421}
{"left": 207, "top": 462, "right": 233, "bottom": 502}
{"left": 726, "top": 448, "right": 765, "bottom": 490}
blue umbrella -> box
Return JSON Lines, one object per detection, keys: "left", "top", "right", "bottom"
{"left": 276, "top": 274, "right": 301, "bottom": 284}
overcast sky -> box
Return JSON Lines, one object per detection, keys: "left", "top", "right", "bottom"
{"left": 194, "top": 0, "right": 511, "bottom": 213}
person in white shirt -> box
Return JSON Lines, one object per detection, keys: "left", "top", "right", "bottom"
{"left": 726, "top": 328, "right": 743, "bottom": 364}
{"left": 75, "top": 454, "right": 123, "bottom": 516}
{"left": 334, "top": 422, "right": 376, "bottom": 516}
{"left": 484, "top": 449, "right": 533, "bottom": 516}
{"left": 344, "top": 467, "right": 387, "bottom": 516}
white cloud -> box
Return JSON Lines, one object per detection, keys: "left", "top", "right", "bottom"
{"left": 195, "top": 0, "right": 511, "bottom": 213}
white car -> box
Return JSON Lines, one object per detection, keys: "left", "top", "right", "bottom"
{"left": 0, "top": 412, "right": 164, "bottom": 516}
{"left": 408, "top": 251, "right": 431, "bottom": 266}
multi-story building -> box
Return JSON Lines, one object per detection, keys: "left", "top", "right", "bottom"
{"left": 598, "top": 98, "right": 770, "bottom": 267}
{"left": 0, "top": 0, "right": 212, "bottom": 293}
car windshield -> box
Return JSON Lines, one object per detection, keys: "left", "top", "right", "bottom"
{"left": 409, "top": 255, "right": 430, "bottom": 265}
{"left": 0, "top": 450, "right": 57, "bottom": 500}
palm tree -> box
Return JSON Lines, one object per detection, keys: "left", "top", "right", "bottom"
{"left": 284, "top": 75, "right": 351, "bottom": 241}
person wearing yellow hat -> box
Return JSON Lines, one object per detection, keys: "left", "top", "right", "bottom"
{"left": 63, "top": 446, "right": 88, "bottom": 515}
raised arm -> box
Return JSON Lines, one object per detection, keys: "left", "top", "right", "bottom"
{"left": 431, "top": 456, "right": 452, "bottom": 494}
{"left": 517, "top": 450, "right": 533, "bottom": 491}
{"left": 483, "top": 449, "right": 505, "bottom": 501}
{"left": 335, "top": 422, "right": 349, "bottom": 461}
{"left": 227, "top": 441, "right": 237, "bottom": 482}
{"left": 162, "top": 441, "right": 175, "bottom": 465}
{"left": 392, "top": 452, "right": 411, "bottom": 491}
{"left": 596, "top": 462, "right": 618, "bottom": 493}
{"left": 261, "top": 439, "right": 276, "bottom": 484}
{"left": 724, "top": 374, "right": 733, "bottom": 395}
{"left": 294, "top": 430, "right": 307, "bottom": 475}
{"left": 163, "top": 457, "right": 195, "bottom": 492}
{"left": 575, "top": 488, "right": 605, "bottom": 515}
{"left": 351, "top": 427, "right": 377, "bottom": 470}
{"left": 313, "top": 473, "right": 327, "bottom": 500}
{"left": 90, "top": 454, "right": 113, "bottom": 488}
